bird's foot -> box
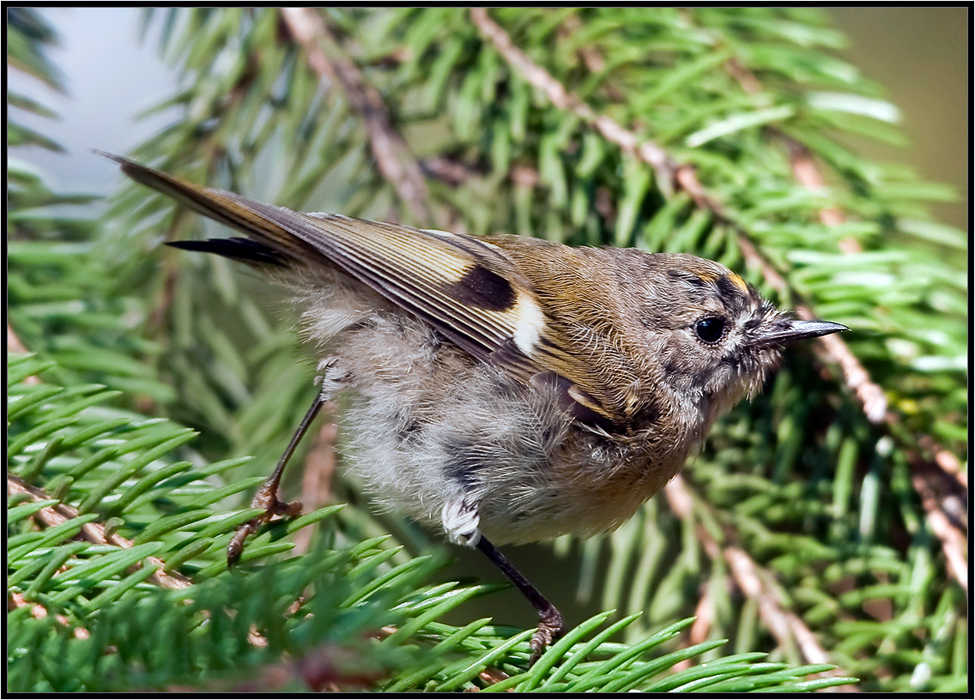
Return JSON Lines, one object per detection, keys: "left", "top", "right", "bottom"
{"left": 529, "top": 605, "right": 565, "bottom": 665}
{"left": 227, "top": 481, "right": 302, "bottom": 565}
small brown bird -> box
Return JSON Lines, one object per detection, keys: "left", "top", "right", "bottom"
{"left": 104, "top": 153, "right": 846, "bottom": 661}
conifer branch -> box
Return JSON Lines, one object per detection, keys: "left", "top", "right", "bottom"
{"left": 664, "top": 475, "right": 852, "bottom": 682}
{"left": 716, "top": 29, "right": 964, "bottom": 493}
{"left": 470, "top": 7, "right": 678, "bottom": 195}
{"left": 8, "top": 473, "right": 192, "bottom": 591}
{"left": 721, "top": 57, "right": 852, "bottom": 240}
{"left": 8, "top": 476, "right": 277, "bottom": 650}
{"left": 910, "top": 466, "right": 968, "bottom": 594}
{"left": 280, "top": 7, "right": 432, "bottom": 225}
{"left": 716, "top": 39, "right": 968, "bottom": 573}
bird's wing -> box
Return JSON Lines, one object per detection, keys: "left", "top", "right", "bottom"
{"left": 107, "top": 153, "right": 625, "bottom": 424}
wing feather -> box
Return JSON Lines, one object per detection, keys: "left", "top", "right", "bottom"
{"left": 107, "top": 153, "right": 625, "bottom": 423}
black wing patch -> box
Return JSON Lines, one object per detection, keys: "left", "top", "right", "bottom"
{"left": 448, "top": 265, "right": 516, "bottom": 311}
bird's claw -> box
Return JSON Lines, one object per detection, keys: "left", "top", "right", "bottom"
{"left": 227, "top": 489, "right": 302, "bottom": 566}
{"left": 528, "top": 606, "right": 565, "bottom": 665}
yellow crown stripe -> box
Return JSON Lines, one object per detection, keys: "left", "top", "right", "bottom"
{"left": 728, "top": 273, "right": 749, "bottom": 293}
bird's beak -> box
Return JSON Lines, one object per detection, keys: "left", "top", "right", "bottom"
{"left": 750, "top": 319, "right": 848, "bottom": 348}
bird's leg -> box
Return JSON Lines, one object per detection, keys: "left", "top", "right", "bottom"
{"left": 226, "top": 386, "right": 328, "bottom": 565}
{"left": 476, "top": 536, "right": 565, "bottom": 665}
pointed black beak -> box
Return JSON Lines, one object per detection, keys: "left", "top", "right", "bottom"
{"left": 750, "top": 319, "right": 848, "bottom": 349}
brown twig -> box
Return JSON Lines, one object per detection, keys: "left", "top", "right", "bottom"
{"left": 783, "top": 140, "right": 852, "bottom": 235}
{"left": 910, "top": 465, "right": 969, "bottom": 594}
{"left": 8, "top": 322, "right": 30, "bottom": 354}
{"left": 292, "top": 416, "right": 339, "bottom": 557}
{"left": 8, "top": 590, "right": 91, "bottom": 640}
{"left": 918, "top": 435, "right": 966, "bottom": 489}
{"left": 7, "top": 323, "right": 40, "bottom": 385}
{"left": 280, "top": 7, "right": 432, "bottom": 225}
{"left": 672, "top": 585, "right": 715, "bottom": 674}
{"left": 147, "top": 252, "right": 180, "bottom": 333}
{"left": 687, "top": 586, "right": 715, "bottom": 648}
{"left": 560, "top": 13, "right": 625, "bottom": 103}
{"left": 665, "top": 476, "right": 854, "bottom": 686}
{"left": 478, "top": 667, "right": 511, "bottom": 687}
{"left": 470, "top": 8, "right": 678, "bottom": 196}
{"left": 8, "top": 474, "right": 192, "bottom": 591}
{"left": 421, "top": 155, "right": 483, "bottom": 188}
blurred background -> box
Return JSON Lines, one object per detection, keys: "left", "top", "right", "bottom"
{"left": 9, "top": 7, "right": 968, "bottom": 230}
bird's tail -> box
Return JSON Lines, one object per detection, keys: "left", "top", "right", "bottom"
{"left": 98, "top": 151, "right": 313, "bottom": 267}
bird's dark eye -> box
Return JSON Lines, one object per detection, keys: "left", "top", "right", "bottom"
{"left": 695, "top": 317, "right": 726, "bottom": 343}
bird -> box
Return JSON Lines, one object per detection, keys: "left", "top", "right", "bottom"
{"left": 103, "top": 152, "right": 847, "bottom": 661}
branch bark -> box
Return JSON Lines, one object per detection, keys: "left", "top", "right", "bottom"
{"left": 280, "top": 7, "right": 432, "bottom": 225}
{"left": 470, "top": 8, "right": 678, "bottom": 196}
{"left": 7, "top": 323, "right": 40, "bottom": 385}
{"left": 8, "top": 473, "right": 191, "bottom": 591}
{"left": 665, "top": 476, "right": 854, "bottom": 686}
{"left": 8, "top": 473, "right": 274, "bottom": 649}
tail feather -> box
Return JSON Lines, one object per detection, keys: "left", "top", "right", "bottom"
{"left": 166, "top": 238, "right": 287, "bottom": 267}
{"left": 96, "top": 150, "right": 316, "bottom": 265}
